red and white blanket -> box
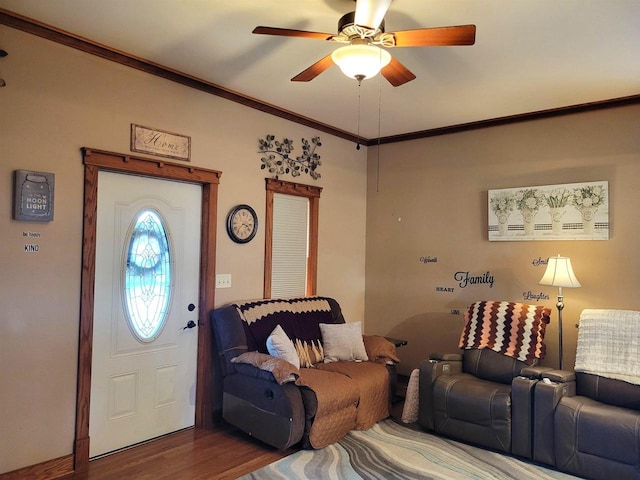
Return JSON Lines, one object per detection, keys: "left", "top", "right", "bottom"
{"left": 458, "top": 301, "right": 551, "bottom": 365}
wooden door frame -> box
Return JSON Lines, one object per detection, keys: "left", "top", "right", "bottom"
{"left": 75, "top": 148, "right": 221, "bottom": 473}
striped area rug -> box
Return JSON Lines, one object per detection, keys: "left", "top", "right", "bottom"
{"left": 239, "top": 419, "right": 582, "bottom": 480}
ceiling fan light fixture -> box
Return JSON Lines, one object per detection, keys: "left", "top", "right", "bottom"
{"left": 331, "top": 44, "right": 391, "bottom": 82}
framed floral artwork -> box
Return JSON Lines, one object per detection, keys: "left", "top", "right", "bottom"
{"left": 488, "top": 181, "right": 609, "bottom": 241}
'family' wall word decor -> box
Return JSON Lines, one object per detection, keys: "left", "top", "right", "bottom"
{"left": 488, "top": 181, "right": 609, "bottom": 241}
{"left": 258, "top": 135, "right": 322, "bottom": 180}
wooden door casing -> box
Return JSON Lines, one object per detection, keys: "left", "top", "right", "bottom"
{"left": 76, "top": 148, "right": 221, "bottom": 472}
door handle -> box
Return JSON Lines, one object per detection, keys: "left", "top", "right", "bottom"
{"left": 183, "top": 320, "right": 197, "bottom": 330}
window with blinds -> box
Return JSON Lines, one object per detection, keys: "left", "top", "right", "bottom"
{"left": 271, "top": 193, "right": 309, "bottom": 298}
{"left": 264, "top": 178, "right": 321, "bottom": 299}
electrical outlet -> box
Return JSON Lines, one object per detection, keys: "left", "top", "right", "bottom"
{"left": 215, "top": 273, "right": 232, "bottom": 289}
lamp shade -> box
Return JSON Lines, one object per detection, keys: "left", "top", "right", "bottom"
{"left": 539, "top": 255, "right": 581, "bottom": 288}
{"left": 331, "top": 44, "right": 391, "bottom": 81}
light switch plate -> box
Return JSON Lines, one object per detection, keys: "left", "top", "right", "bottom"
{"left": 215, "top": 273, "right": 232, "bottom": 289}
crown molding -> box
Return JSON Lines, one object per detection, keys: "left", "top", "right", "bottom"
{"left": 2, "top": 8, "right": 638, "bottom": 147}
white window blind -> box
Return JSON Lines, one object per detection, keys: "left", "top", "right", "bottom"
{"left": 271, "top": 193, "right": 309, "bottom": 298}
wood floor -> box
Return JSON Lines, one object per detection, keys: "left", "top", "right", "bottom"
{"left": 63, "top": 401, "right": 406, "bottom": 480}
{"left": 64, "top": 422, "right": 295, "bottom": 480}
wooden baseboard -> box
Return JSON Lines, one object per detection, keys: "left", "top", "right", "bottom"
{"left": 0, "top": 454, "right": 74, "bottom": 480}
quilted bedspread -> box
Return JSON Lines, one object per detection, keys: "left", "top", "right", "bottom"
{"left": 296, "top": 361, "right": 390, "bottom": 448}
{"left": 316, "top": 361, "right": 390, "bottom": 430}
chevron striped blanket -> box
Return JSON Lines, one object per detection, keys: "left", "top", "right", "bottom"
{"left": 234, "top": 296, "right": 335, "bottom": 353}
{"left": 459, "top": 301, "right": 551, "bottom": 365}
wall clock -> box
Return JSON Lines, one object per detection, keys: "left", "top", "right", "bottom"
{"left": 226, "top": 204, "right": 258, "bottom": 244}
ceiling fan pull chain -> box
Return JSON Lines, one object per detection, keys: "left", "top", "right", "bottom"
{"left": 377, "top": 66, "right": 382, "bottom": 192}
{"left": 356, "top": 81, "right": 362, "bottom": 150}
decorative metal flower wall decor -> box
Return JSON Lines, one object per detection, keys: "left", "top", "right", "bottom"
{"left": 258, "top": 135, "right": 322, "bottom": 180}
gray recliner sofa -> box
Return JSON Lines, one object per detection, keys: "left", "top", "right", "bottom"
{"left": 532, "top": 309, "right": 640, "bottom": 480}
{"left": 418, "top": 300, "right": 552, "bottom": 459}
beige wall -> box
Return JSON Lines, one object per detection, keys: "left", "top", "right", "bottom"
{"left": 0, "top": 26, "right": 367, "bottom": 473}
{"left": 2, "top": 19, "right": 638, "bottom": 476}
{"left": 365, "top": 104, "right": 640, "bottom": 376}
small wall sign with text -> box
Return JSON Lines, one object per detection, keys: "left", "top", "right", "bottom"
{"left": 436, "top": 287, "right": 455, "bottom": 293}
{"left": 531, "top": 256, "right": 549, "bottom": 267}
{"left": 22, "top": 231, "right": 41, "bottom": 252}
{"left": 131, "top": 124, "right": 191, "bottom": 161}
{"left": 523, "top": 290, "right": 550, "bottom": 302}
{"left": 13, "top": 170, "right": 54, "bottom": 222}
{"left": 420, "top": 256, "right": 438, "bottom": 264}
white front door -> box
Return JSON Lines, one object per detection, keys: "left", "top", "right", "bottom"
{"left": 89, "top": 171, "right": 201, "bottom": 458}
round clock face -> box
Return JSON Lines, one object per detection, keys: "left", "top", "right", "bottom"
{"left": 226, "top": 204, "right": 258, "bottom": 243}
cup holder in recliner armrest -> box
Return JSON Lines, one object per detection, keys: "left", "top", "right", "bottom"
{"left": 520, "top": 365, "right": 554, "bottom": 379}
{"left": 429, "top": 352, "right": 463, "bottom": 362}
{"left": 541, "top": 369, "right": 576, "bottom": 383}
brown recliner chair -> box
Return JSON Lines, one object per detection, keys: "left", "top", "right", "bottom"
{"left": 418, "top": 301, "right": 552, "bottom": 458}
{"left": 533, "top": 309, "right": 640, "bottom": 480}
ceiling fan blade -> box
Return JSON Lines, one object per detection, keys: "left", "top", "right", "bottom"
{"left": 392, "top": 25, "right": 476, "bottom": 47}
{"left": 381, "top": 56, "right": 416, "bottom": 87}
{"left": 355, "top": 0, "right": 393, "bottom": 30}
{"left": 291, "top": 54, "right": 335, "bottom": 82}
{"left": 252, "top": 26, "right": 335, "bottom": 41}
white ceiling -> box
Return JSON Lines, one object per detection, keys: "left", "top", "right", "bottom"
{"left": 2, "top": 0, "right": 639, "bottom": 139}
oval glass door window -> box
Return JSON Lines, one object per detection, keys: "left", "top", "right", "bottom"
{"left": 124, "top": 209, "right": 172, "bottom": 342}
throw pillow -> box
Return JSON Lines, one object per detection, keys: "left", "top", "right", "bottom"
{"left": 363, "top": 335, "right": 400, "bottom": 364}
{"left": 294, "top": 338, "right": 324, "bottom": 368}
{"left": 266, "top": 324, "right": 300, "bottom": 369}
{"left": 231, "top": 352, "right": 300, "bottom": 384}
{"left": 320, "top": 321, "right": 369, "bottom": 363}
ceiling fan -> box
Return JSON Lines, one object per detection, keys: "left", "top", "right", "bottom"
{"left": 253, "top": 0, "right": 476, "bottom": 87}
